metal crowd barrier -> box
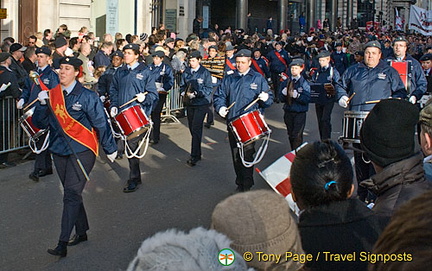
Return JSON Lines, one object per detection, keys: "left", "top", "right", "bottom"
{"left": 161, "top": 72, "right": 184, "bottom": 123}
{"left": 0, "top": 96, "right": 28, "bottom": 154}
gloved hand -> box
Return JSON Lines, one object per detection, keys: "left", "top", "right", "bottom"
{"left": 218, "top": 106, "right": 228, "bottom": 118}
{"left": 136, "top": 92, "right": 146, "bottom": 103}
{"left": 107, "top": 151, "right": 118, "bottom": 163}
{"left": 0, "top": 82, "right": 11, "bottom": 93}
{"left": 258, "top": 92, "right": 269, "bottom": 102}
{"left": 187, "top": 92, "right": 196, "bottom": 99}
{"left": 16, "top": 98, "right": 25, "bottom": 109}
{"left": 267, "top": 77, "right": 272, "bottom": 84}
{"left": 338, "top": 95, "right": 349, "bottom": 108}
{"left": 110, "top": 107, "right": 118, "bottom": 117}
{"left": 100, "top": 95, "right": 106, "bottom": 103}
{"left": 282, "top": 87, "right": 287, "bottom": 96}
{"left": 280, "top": 73, "right": 288, "bottom": 81}
{"left": 289, "top": 89, "right": 299, "bottom": 98}
{"left": 38, "top": 91, "right": 49, "bottom": 105}
{"left": 211, "top": 76, "right": 218, "bottom": 84}
{"left": 409, "top": 96, "right": 417, "bottom": 104}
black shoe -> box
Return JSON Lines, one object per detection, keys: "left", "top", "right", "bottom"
{"left": 186, "top": 157, "right": 200, "bottom": 166}
{"left": 204, "top": 123, "right": 212, "bottom": 129}
{"left": 235, "top": 186, "right": 244, "bottom": 193}
{"left": 123, "top": 182, "right": 138, "bottom": 193}
{"left": 152, "top": 139, "right": 159, "bottom": 144}
{"left": 29, "top": 172, "right": 39, "bottom": 182}
{"left": 68, "top": 234, "right": 88, "bottom": 246}
{"left": 38, "top": 168, "right": 53, "bottom": 177}
{"left": 1, "top": 161, "right": 16, "bottom": 168}
{"left": 116, "top": 154, "right": 123, "bottom": 160}
{"left": 47, "top": 242, "right": 67, "bottom": 257}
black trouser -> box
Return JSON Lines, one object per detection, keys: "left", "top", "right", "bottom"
{"left": 52, "top": 150, "right": 95, "bottom": 242}
{"left": 150, "top": 93, "right": 167, "bottom": 142}
{"left": 33, "top": 132, "right": 52, "bottom": 173}
{"left": 271, "top": 72, "right": 282, "bottom": 101}
{"left": 353, "top": 143, "right": 376, "bottom": 202}
{"left": 284, "top": 111, "right": 306, "bottom": 150}
{"left": 186, "top": 105, "right": 207, "bottom": 159}
{"left": 127, "top": 133, "right": 145, "bottom": 184}
{"left": 315, "top": 102, "right": 334, "bottom": 140}
{"left": 228, "top": 129, "right": 255, "bottom": 189}
{"left": 205, "top": 86, "right": 217, "bottom": 125}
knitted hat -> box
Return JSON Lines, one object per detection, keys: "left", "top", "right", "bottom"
{"left": 420, "top": 99, "right": 432, "bottom": 126}
{"left": 360, "top": 99, "right": 419, "bottom": 168}
{"left": 212, "top": 190, "right": 304, "bottom": 271}
{"left": 139, "top": 32, "right": 148, "bottom": 41}
{"left": 126, "top": 227, "right": 251, "bottom": 271}
{"left": 54, "top": 37, "right": 67, "bottom": 48}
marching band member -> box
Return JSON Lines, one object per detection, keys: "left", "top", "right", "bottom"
{"left": 267, "top": 41, "right": 289, "bottom": 102}
{"left": 17, "top": 46, "right": 60, "bottom": 182}
{"left": 109, "top": 43, "right": 158, "bottom": 193}
{"left": 311, "top": 50, "right": 345, "bottom": 140}
{"left": 385, "top": 36, "right": 427, "bottom": 105}
{"left": 149, "top": 50, "right": 174, "bottom": 144}
{"left": 420, "top": 53, "right": 432, "bottom": 94}
{"left": 214, "top": 49, "right": 273, "bottom": 192}
{"left": 250, "top": 48, "right": 271, "bottom": 81}
{"left": 224, "top": 45, "right": 236, "bottom": 75}
{"left": 203, "top": 45, "right": 222, "bottom": 128}
{"left": 279, "top": 58, "right": 311, "bottom": 150}
{"left": 337, "top": 41, "right": 407, "bottom": 202}
{"left": 180, "top": 51, "right": 213, "bottom": 166}
{"left": 33, "top": 56, "right": 117, "bottom": 257}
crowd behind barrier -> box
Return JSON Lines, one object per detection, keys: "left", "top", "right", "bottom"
{"left": 0, "top": 96, "right": 28, "bottom": 154}
{"left": 161, "top": 72, "right": 184, "bottom": 122}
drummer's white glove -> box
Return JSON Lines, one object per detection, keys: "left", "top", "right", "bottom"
{"left": 218, "top": 106, "right": 228, "bottom": 118}
{"left": 211, "top": 76, "right": 218, "bottom": 84}
{"left": 338, "top": 95, "right": 349, "bottom": 108}
{"left": 258, "top": 92, "right": 269, "bottom": 102}
{"left": 0, "top": 82, "right": 11, "bottom": 93}
{"left": 289, "top": 89, "right": 299, "bottom": 98}
{"left": 187, "top": 92, "right": 196, "bottom": 99}
{"left": 107, "top": 151, "right": 117, "bottom": 163}
{"left": 38, "top": 91, "right": 49, "bottom": 105}
{"left": 136, "top": 92, "right": 146, "bottom": 103}
{"left": 282, "top": 87, "right": 287, "bottom": 96}
{"left": 409, "top": 96, "right": 417, "bottom": 104}
{"left": 100, "top": 95, "right": 106, "bottom": 103}
{"left": 110, "top": 107, "right": 118, "bottom": 117}
{"left": 16, "top": 98, "right": 25, "bottom": 109}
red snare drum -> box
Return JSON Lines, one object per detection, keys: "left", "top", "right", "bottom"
{"left": 114, "top": 105, "right": 151, "bottom": 140}
{"left": 229, "top": 110, "right": 271, "bottom": 145}
{"left": 388, "top": 60, "right": 412, "bottom": 92}
{"left": 19, "top": 107, "right": 46, "bottom": 139}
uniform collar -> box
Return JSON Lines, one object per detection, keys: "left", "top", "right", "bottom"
{"left": 62, "top": 80, "right": 77, "bottom": 95}
{"left": 238, "top": 68, "right": 250, "bottom": 76}
{"left": 127, "top": 62, "right": 139, "bottom": 70}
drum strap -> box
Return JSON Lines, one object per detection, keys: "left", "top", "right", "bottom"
{"left": 225, "top": 58, "right": 236, "bottom": 70}
{"left": 274, "top": 51, "right": 287, "bottom": 68}
{"left": 44, "top": 80, "right": 99, "bottom": 156}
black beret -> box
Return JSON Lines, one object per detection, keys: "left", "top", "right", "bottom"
{"left": 317, "top": 50, "right": 331, "bottom": 58}
{"left": 393, "top": 36, "right": 408, "bottom": 44}
{"left": 111, "top": 50, "right": 124, "bottom": 59}
{"left": 208, "top": 45, "right": 218, "bottom": 51}
{"left": 59, "top": 56, "right": 83, "bottom": 68}
{"left": 165, "top": 38, "right": 175, "bottom": 44}
{"left": 364, "top": 41, "right": 381, "bottom": 50}
{"left": 54, "top": 37, "right": 67, "bottom": 48}
{"left": 0, "top": 52, "right": 11, "bottom": 62}
{"left": 35, "top": 46, "right": 52, "bottom": 56}
{"left": 123, "top": 43, "right": 140, "bottom": 51}
{"left": 252, "top": 48, "right": 261, "bottom": 53}
{"left": 420, "top": 53, "right": 432, "bottom": 62}
{"left": 235, "top": 49, "right": 251, "bottom": 58}
{"left": 152, "top": 51, "right": 165, "bottom": 58}
{"left": 360, "top": 99, "right": 419, "bottom": 168}
{"left": 289, "top": 58, "right": 304, "bottom": 67}
{"left": 354, "top": 51, "right": 364, "bottom": 56}
{"left": 10, "top": 43, "right": 27, "bottom": 53}
{"left": 335, "top": 43, "right": 343, "bottom": 47}
{"left": 188, "top": 50, "right": 202, "bottom": 59}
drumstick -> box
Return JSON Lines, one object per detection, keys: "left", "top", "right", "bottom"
{"left": 365, "top": 100, "right": 381, "bottom": 104}
{"left": 347, "top": 92, "right": 356, "bottom": 104}
{"left": 244, "top": 97, "right": 260, "bottom": 111}
{"left": 23, "top": 98, "right": 39, "bottom": 111}
{"left": 226, "top": 101, "right": 236, "bottom": 111}
{"left": 120, "top": 92, "right": 148, "bottom": 108}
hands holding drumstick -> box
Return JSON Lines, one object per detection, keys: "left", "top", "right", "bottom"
{"left": 218, "top": 102, "right": 236, "bottom": 118}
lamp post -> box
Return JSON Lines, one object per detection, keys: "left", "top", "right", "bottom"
{"left": 369, "top": 0, "right": 375, "bottom": 31}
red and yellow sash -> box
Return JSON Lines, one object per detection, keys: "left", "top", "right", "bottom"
{"left": 225, "top": 58, "right": 236, "bottom": 70}
{"left": 251, "top": 59, "right": 265, "bottom": 77}
{"left": 41, "top": 80, "right": 99, "bottom": 156}
{"left": 274, "top": 51, "right": 287, "bottom": 67}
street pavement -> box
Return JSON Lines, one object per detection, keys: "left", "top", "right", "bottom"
{"left": 0, "top": 102, "right": 345, "bottom": 271}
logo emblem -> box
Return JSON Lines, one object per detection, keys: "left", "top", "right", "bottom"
{"left": 218, "top": 248, "right": 235, "bottom": 266}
